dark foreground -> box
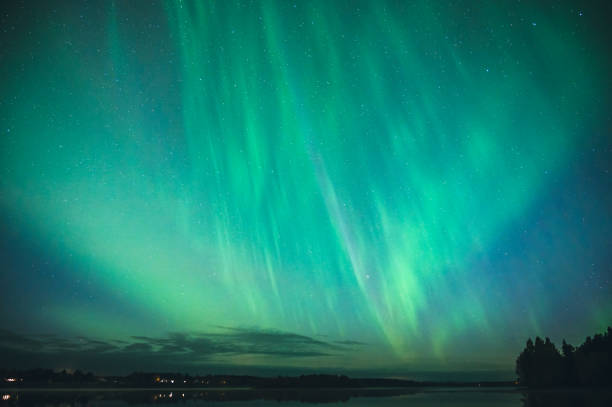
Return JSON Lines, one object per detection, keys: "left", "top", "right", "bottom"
{"left": 1, "top": 388, "right": 611, "bottom": 407}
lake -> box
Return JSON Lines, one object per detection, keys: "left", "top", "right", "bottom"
{"left": 1, "top": 388, "right": 610, "bottom": 406}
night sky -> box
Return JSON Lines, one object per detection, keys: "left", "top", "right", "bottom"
{"left": 0, "top": 0, "right": 611, "bottom": 380}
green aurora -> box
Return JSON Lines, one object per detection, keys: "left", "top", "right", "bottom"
{"left": 0, "top": 0, "right": 610, "bottom": 378}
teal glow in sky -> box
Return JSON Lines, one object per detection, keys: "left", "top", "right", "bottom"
{"left": 0, "top": 0, "right": 610, "bottom": 379}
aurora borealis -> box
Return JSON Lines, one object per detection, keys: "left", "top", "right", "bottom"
{"left": 0, "top": 0, "right": 610, "bottom": 379}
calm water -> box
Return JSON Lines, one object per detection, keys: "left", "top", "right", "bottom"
{"left": 1, "top": 388, "right": 610, "bottom": 407}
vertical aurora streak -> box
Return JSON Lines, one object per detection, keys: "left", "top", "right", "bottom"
{"left": 0, "top": 0, "right": 610, "bottom": 377}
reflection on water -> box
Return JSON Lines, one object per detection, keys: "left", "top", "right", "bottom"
{"left": 0, "top": 388, "right": 610, "bottom": 406}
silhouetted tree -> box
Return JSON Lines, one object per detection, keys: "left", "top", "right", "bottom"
{"left": 516, "top": 338, "right": 535, "bottom": 386}
{"left": 561, "top": 339, "right": 576, "bottom": 385}
{"left": 573, "top": 328, "right": 612, "bottom": 386}
{"left": 516, "top": 327, "right": 611, "bottom": 387}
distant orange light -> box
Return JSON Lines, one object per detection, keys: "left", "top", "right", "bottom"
{"left": 2, "top": 395, "right": 10, "bottom": 401}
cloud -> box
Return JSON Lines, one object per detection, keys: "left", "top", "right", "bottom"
{"left": 206, "top": 326, "right": 346, "bottom": 355}
{"left": 0, "top": 327, "right": 362, "bottom": 374}
{"left": 0, "top": 329, "right": 46, "bottom": 351}
{"left": 122, "top": 342, "right": 154, "bottom": 352}
{"left": 334, "top": 340, "right": 368, "bottom": 346}
{"left": 127, "top": 327, "right": 343, "bottom": 358}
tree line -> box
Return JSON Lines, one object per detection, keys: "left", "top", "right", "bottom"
{"left": 516, "top": 326, "right": 611, "bottom": 387}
